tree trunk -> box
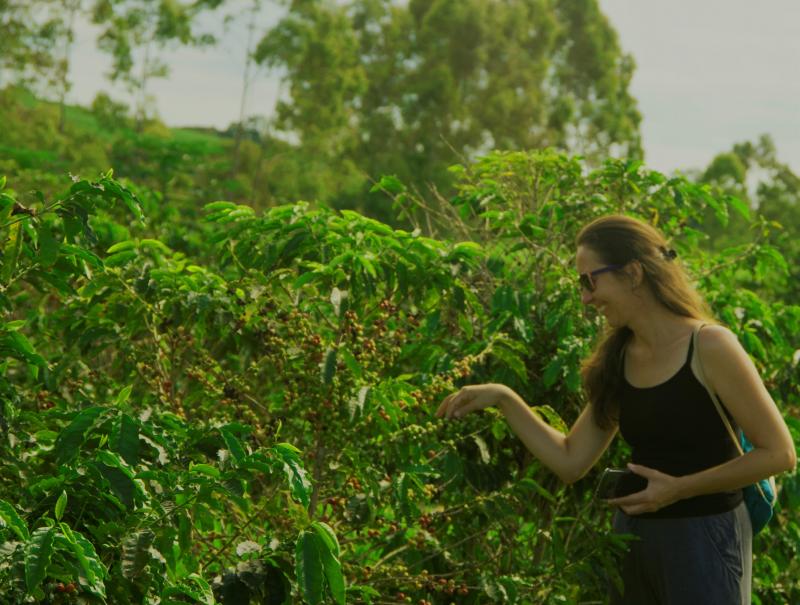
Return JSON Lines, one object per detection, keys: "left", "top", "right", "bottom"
{"left": 232, "top": 0, "right": 260, "bottom": 173}
{"left": 58, "top": 1, "right": 79, "bottom": 134}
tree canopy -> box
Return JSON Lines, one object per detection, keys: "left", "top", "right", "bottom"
{"left": 256, "top": 0, "right": 642, "bottom": 219}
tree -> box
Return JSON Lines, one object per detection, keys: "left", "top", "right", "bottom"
{"left": 91, "top": 0, "right": 225, "bottom": 130}
{"left": 0, "top": 1, "right": 60, "bottom": 91}
{"left": 699, "top": 134, "right": 800, "bottom": 302}
{"left": 255, "top": 0, "right": 642, "bottom": 220}
{"left": 47, "top": 0, "right": 86, "bottom": 133}
{"left": 229, "top": 0, "right": 267, "bottom": 173}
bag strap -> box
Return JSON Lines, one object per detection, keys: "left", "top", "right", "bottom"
{"left": 692, "top": 322, "right": 774, "bottom": 503}
{"left": 691, "top": 322, "right": 744, "bottom": 455}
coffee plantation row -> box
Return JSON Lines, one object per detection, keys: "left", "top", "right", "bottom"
{"left": 0, "top": 150, "right": 797, "bottom": 603}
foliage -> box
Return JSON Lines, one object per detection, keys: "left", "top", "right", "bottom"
{"left": 0, "top": 172, "right": 329, "bottom": 604}
{"left": 0, "top": 1, "right": 61, "bottom": 89}
{"left": 698, "top": 134, "right": 800, "bottom": 304}
{"left": 91, "top": 0, "right": 224, "bottom": 127}
{"left": 0, "top": 0, "right": 646, "bottom": 218}
{"left": 1, "top": 149, "right": 797, "bottom": 604}
{"left": 91, "top": 91, "right": 133, "bottom": 132}
{"left": 255, "top": 0, "right": 642, "bottom": 219}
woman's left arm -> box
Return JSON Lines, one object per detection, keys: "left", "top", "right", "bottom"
{"left": 610, "top": 325, "right": 796, "bottom": 514}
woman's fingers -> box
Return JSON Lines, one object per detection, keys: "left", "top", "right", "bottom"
{"left": 436, "top": 384, "right": 506, "bottom": 419}
{"left": 436, "top": 389, "right": 464, "bottom": 418}
{"left": 435, "top": 393, "right": 454, "bottom": 417}
{"left": 437, "top": 387, "right": 479, "bottom": 419}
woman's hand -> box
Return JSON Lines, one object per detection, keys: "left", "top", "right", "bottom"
{"left": 435, "top": 383, "right": 512, "bottom": 419}
{"left": 606, "top": 463, "right": 683, "bottom": 515}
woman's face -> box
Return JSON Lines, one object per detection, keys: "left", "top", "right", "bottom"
{"left": 575, "top": 245, "right": 633, "bottom": 327}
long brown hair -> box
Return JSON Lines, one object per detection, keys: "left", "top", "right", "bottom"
{"left": 577, "top": 215, "right": 715, "bottom": 429}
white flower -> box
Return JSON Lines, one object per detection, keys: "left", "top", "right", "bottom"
{"left": 236, "top": 541, "right": 262, "bottom": 556}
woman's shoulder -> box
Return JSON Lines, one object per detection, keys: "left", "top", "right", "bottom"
{"left": 695, "top": 322, "right": 743, "bottom": 364}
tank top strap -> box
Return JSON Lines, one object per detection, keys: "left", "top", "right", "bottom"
{"left": 684, "top": 329, "right": 695, "bottom": 365}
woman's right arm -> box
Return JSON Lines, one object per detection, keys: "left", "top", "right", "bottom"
{"left": 498, "top": 389, "right": 617, "bottom": 484}
{"left": 438, "top": 384, "right": 617, "bottom": 484}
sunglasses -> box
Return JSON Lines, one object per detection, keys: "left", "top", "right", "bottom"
{"left": 579, "top": 264, "right": 624, "bottom": 292}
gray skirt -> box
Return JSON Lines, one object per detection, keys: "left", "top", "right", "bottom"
{"left": 609, "top": 500, "right": 752, "bottom": 605}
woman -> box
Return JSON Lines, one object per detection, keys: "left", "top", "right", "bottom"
{"left": 435, "top": 215, "right": 796, "bottom": 604}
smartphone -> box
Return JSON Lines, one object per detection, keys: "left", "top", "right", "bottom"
{"left": 595, "top": 467, "right": 648, "bottom": 500}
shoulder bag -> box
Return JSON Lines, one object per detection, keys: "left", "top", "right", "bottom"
{"left": 691, "top": 322, "right": 777, "bottom": 535}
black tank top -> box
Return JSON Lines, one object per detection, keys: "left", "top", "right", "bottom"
{"left": 618, "top": 333, "right": 743, "bottom": 517}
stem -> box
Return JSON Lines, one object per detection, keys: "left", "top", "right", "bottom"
{"left": 308, "top": 431, "right": 325, "bottom": 518}
{"left": 201, "top": 497, "right": 273, "bottom": 570}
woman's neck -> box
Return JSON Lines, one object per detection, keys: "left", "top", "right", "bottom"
{"left": 625, "top": 306, "right": 698, "bottom": 356}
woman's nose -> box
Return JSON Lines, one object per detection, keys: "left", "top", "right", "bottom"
{"left": 580, "top": 288, "right": 593, "bottom": 305}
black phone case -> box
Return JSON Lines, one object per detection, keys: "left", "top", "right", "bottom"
{"left": 596, "top": 468, "right": 648, "bottom": 499}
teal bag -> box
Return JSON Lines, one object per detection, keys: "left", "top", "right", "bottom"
{"left": 739, "top": 433, "right": 776, "bottom": 534}
{"left": 692, "top": 323, "right": 777, "bottom": 535}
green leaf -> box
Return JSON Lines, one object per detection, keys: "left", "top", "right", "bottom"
{"left": 311, "top": 522, "right": 341, "bottom": 558}
{"left": 106, "top": 240, "right": 136, "bottom": 254}
{"left": 450, "top": 241, "right": 483, "bottom": 259}
{"left": 2, "top": 221, "right": 22, "bottom": 284}
{"left": 59, "top": 524, "right": 107, "bottom": 597}
{"left": 339, "top": 348, "right": 362, "bottom": 380}
{"left": 726, "top": 195, "right": 750, "bottom": 220}
{"left": 533, "top": 405, "right": 568, "bottom": 433}
{"left": 312, "top": 523, "right": 345, "bottom": 605}
{"left": 204, "top": 200, "right": 237, "bottom": 212}
{"left": 163, "top": 575, "right": 215, "bottom": 605}
{"left": 759, "top": 246, "right": 789, "bottom": 275}
{"left": 54, "top": 406, "right": 107, "bottom": 465}
{"left": 742, "top": 329, "right": 767, "bottom": 361}
{"left": 37, "top": 225, "right": 59, "bottom": 267}
{"left": 3, "top": 319, "right": 25, "bottom": 331}
{"left": 112, "top": 413, "right": 140, "bottom": 466}
{"left": 272, "top": 444, "right": 311, "bottom": 508}
{"left": 518, "top": 477, "right": 558, "bottom": 504}
{"left": 370, "top": 174, "right": 405, "bottom": 195}
{"left": 0, "top": 499, "right": 30, "bottom": 541}
{"left": 139, "top": 238, "right": 171, "bottom": 253}
{"left": 105, "top": 249, "right": 138, "bottom": 267}
{"left": 295, "top": 530, "right": 325, "bottom": 605}
{"left": 60, "top": 244, "right": 103, "bottom": 268}
{"left": 54, "top": 491, "right": 67, "bottom": 521}
{"left": 122, "top": 530, "right": 155, "bottom": 580}
{"left": 220, "top": 425, "right": 246, "bottom": 463}
{"left": 189, "top": 463, "right": 220, "bottom": 479}
{"left": 491, "top": 344, "right": 527, "bottom": 382}
{"left": 293, "top": 270, "right": 320, "bottom": 289}
{"left": 322, "top": 347, "right": 337, "bottom": 385}
{"left": 473, "top": 435, "right": 491, "bottom": 464}
{"left": 115, "top": 384, "right": 133, "bottom": 406}
{"left": 542, "top": 358, "right": 562, "bottom": 388}
{"left": 97, "top": 455, "right": 137, "bottom": 510}
{"left": 0, "top": 331, "right": 46, "bottom": 368}
{"left": 25, "top": 526, "right": 55, "bottom": 594}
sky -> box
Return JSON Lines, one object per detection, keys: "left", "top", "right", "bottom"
{"left": 66, "top": 0, "right": 800, "bottom": 175}
{"left": 599, "top": 0, "right": 800, "bottom": 174}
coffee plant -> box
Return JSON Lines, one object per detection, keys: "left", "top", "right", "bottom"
{"left": 0, "top": 149, "right": 797, "bottom": 604}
